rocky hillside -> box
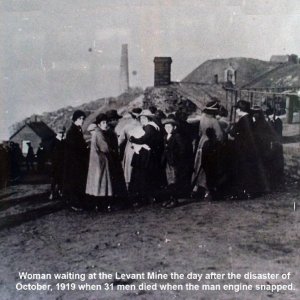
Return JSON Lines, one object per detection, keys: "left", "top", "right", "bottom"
{"left": 9, "top": 87, "right": 144, "bottom": 136}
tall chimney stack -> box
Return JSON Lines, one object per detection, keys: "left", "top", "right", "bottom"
{"left": 119, "top": 44, "right": 129, "bottom": 94}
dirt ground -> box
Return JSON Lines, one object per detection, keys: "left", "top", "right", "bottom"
{"left": 0, "top": 183, "right": 299, "bottom": 300}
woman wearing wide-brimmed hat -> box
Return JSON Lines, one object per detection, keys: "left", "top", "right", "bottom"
{"left": 191, "top": 100, "right": 224, "bottom": 198}
{"left": 128, "top": 109, "right": 164, "bottom": 204}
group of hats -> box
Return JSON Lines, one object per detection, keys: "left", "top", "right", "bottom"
{"left": 235, "top": 100, "right": 263, "bottom": 113}
{"left": 137, "top": 109, "right": 178, "bottom": 126}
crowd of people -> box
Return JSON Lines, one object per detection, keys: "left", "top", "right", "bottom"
{"left": 0, "top": 140, "right": 48, "bottom": 188}
{"left": 48, "top": 99, "right": 284, "bottom": 212}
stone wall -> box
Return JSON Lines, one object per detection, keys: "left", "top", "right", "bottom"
{"left": 143, "top": 85, "right": 197, "bottom": 114}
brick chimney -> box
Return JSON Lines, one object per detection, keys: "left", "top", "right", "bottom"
{"left": 154, "top": 57, "right": 172, "bottom": 86}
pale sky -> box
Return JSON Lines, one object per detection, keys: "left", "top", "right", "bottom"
{"left": 1, "top": 0, "right": 300, "bottom": 139}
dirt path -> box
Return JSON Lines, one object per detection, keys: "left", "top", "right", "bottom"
{"left": 0, "top": 187, "right": 299, "bottom": 300}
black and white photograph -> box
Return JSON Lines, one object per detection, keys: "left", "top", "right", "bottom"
{"left": 0, "top": 0, "right": 299, "bottom": 299}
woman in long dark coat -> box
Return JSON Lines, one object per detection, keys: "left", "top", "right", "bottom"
{"left": 105, "top": 110, "right": 127, "bottom": 200}
{"left": 259, "top": 108, "right": 284, "bottom": 190}
{"left": 50, "top": 127, "right": 66, "bottom": 200}
{"left": 252, "top": 106, "right": 274, "bottom": 193}
{"left": 229, "top": 101, "right": 265, "bottom": 199}
{"left": 63, "top": 110, "right": 88, "bottom": 210}
{"left": 128, "top": 109, "right": 164, "bottom": 203}
{"left": 161, "top": 117, "right": 191, "bottom": 207}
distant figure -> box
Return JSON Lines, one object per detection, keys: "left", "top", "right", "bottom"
{"left": 266, "top": 109, "right": 284, "bottom": 189}
{"left": 63, "top": 110, "right": 88, "bottom": 210}
{"left": 0, "top": 144, "right": 10, "bottom": 188}
{"left": 252, "top": 106, "right": 273, "bottom": 193}
{"left": 10, "top": 142, "right": 23, "bottom": 180}
{"left": 270, "top": 110, "right": 283, "bottom": 139}
{"left": 26, "top": 142, "right": 35, "bottom": 171}
{"left": 36, "top": 143, "right": 46, "bottom": 173}
{"left": 49, "top": 126, "right": 66, "bottom": 200}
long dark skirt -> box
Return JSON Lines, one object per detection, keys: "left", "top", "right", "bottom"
{"left": 128, "top": 148, "right": 161, "bottom": 201}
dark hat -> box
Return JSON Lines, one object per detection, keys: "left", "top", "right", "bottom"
{"left": 72, "top": 110, "right": 86, "bottom": 122}
{"left": 106, "top": 109, "right": 122, "bottom": 121}
{"left": 149, "top": 105, "right": 158, "bottom": 114}
{"left": 235, "top": 100, "right": 251, "bottom": 113}
{"left": 266, "top": 108, "right": 274, "bottom": 116}
{"left": 203, "top": 100, "right": 220, "bottom": 115}
{"left": 130, "top": 107, "right": 142, "bottom": 118}
{"left": 162, "top": 118, "right": 179, "bottom": 126}
{"left": 132, "top": 107, "right": 142, "bottom": 114}
{"left": 95, "top": 113, "right": 108, "bottom": 124}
